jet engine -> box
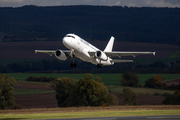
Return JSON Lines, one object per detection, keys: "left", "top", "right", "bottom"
{"left": 55, "top": 50, "right": 67, "bottom": 60}
{"left": 95, "top": 51, "right": 108, "bottom": 61}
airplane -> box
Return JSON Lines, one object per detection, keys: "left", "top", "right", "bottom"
{"left": 35, "top": 33, "right": 155, "bottom": 68}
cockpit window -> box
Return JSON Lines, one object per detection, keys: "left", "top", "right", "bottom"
{"left": 66, "top": 35, "right": 75, "bottom": 39}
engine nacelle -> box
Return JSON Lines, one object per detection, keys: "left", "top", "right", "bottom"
{"left": 55, "top": 50, "right": 67, "bottom": 61}
{"left": 95, "top": 51, "right": 108, "bottom": 61}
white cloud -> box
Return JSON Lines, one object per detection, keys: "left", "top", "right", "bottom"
{"left": 0, "top": 0, "right": 180, "bottom": 7}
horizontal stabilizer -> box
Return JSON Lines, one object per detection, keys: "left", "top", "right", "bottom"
{"left": 111, "top": 59, "right": 133, "bottom": 63}
{"left": 35, "top": 50, "right": 55, "bottom": 56}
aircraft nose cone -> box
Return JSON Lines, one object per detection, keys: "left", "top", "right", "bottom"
{"left": 63, "top": 37, "right": 72, "bottom": 49}
{"left": 63, "top": 37, "right": 68, "bottom": 46}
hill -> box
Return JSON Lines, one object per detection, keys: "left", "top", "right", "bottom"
{"left": 0, "top": 5, "right": 180, "bottom": 45}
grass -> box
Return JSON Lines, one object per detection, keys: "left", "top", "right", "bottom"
{"left": 0, "top": 109, "right": 179, "bottom": 119}
{"left": 14, "top": 88, "right": 55, "bottom": 95}
{"left": 107, "top": 85, "right": 174, "bottom": 95}
{"left": 168, "top": 51, "right": 180, "bottom": 58}
{"left": 3, "top": 73, "right": 180, "bottom": 85}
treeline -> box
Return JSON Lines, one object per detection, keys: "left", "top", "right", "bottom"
{"left": 133, "top": 60, "right": 180, "bottom": 74}
{"left": 0, "top": 5, "right": 180, "bottom": 45}
{"left": 120, "top": 72, "right": 180, "bottom": 105}
{"left": 0, "top": 59, "right": 180, "bottom": 73}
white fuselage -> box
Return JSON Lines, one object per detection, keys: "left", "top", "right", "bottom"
{"left": 62, "top": 34, "right": 113, "bottom": 66}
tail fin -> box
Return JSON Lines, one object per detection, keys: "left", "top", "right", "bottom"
{"left": 104, "top": 36, "right": 114, "bottom": 52}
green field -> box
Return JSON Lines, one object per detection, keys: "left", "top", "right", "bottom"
{"left": 3, "top": 73, "right": 180, "bottom": 85}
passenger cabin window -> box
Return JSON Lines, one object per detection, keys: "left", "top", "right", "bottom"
{"left": 66, "top": 35, "right": 75, "bottom": 39}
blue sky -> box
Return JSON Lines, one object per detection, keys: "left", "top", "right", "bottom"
{"left": 0, "top": 0, "right": 180, "bottom": 7}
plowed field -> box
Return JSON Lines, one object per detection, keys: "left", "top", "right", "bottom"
{"left": 1, "top": 41, "right": 180, "bottom": 59}
{"left": 14, "top": 92, "right": 165, "bottom": 109}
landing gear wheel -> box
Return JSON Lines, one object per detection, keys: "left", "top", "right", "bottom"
{"left": 97, "top": 64, "right": 103, "bottom": 68}
{"left": 100, "top": 64, "right": 103, "bottom": 68}
{"left": 70, "top": 63, "right": 74, "bottom": 68}
{"left": 97, "top": 64, "right": 100, "bottom": 68}
{"left": 70, "top": 63, "right": 77, "bottom": 68}
{"left": 74, "top": 63, "right": 77, "bottom": 68}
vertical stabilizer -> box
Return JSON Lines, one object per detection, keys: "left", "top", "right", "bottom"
{"left": 104, "top": 36, "right": 114, "bottom": 52}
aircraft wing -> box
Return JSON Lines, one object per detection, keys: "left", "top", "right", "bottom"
{"left": 35, "top": 50, "right": 71, "bottom": 56}
{"left": 111, "top": 59, "right": 133, "bottom": 63}
{"left": 105, "top": 51, "right": 155, "bottom": 58}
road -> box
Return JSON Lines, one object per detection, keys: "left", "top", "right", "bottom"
{"left": 38, "top": 115, "right": 180, "bottom": 120}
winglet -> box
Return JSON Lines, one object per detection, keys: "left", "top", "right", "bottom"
{"left": 35, "top": 50, "right": 37, "bottom": 54}
{"left": 153, "top": 52, "right": 156, "bottom": 56}
{"left": 104, "top": 36, "right": 114, "bottom": 52}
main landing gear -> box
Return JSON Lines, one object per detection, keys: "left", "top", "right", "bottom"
{"left": 70, "top": 63, "right": 77, "bottom": 68}
{"left": 70, "top": 54, "right": 77, "bottom": 68}
{"left": 97, "top": 59, "right": 103, "bottom": 68}
{"left": 97, "top": 64, "right": 103, "bottom": 68}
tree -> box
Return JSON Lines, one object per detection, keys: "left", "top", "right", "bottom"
{"left": 120, "top": 72, "right": 139, "bottom": 87}
{"left": 145, "top": 75, "right": 163, "bottom": 88}
{"left": 77, "top": 77, "right": 109, "bottom": 106}
{"left": 0, "top": 74, "right": 16, "bottom": 109}
{"left": 120, "top": 87, "right": 138, "bottom": 105}
{"left": 162, "top": 90, "right": 180, "bottom": 105}
{"left": 51, "top": 77, "right": 77, "bottom": 107}
{"left": 51, "top": 74, "right": 111, "bottom": 107}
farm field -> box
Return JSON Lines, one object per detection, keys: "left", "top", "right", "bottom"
{"left": 107, "top": 85, "right": 174, "bottom": 95}
{"left": 14, "top": 88, "right": 54, "bottom": 95}
{"left": 1, "top": 73, "right": 179, "bottom": 110}
{"left": 11, "top": 77, "right": 177, "bottom": 108}
{"left": 13, "top": 81, "right": 175, "bottom": 96}
{"left": 1, "top": 41, "right": 180, "bottom": 60}
{"left": 3, "top": 73, "right": 180, "bottom": 85}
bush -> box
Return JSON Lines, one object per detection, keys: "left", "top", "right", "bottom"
{"left": 120, "top": 87, "right": 138, "bottom": 105}
{"left": 162, "top": 92, "right": 171, "bottom": 97}
{"left": 154, "top": 92, "right": 160, "bottom": 96}
{"left": 174, "top": 90, "right": 180, "bottom": 96}
{"left": 120, "top": 72, "right": 139, "bottom": 87}
{"left": 8, "top": 104, "right": 24, "bottom": 109}
{"left": 26, "top": 76, "right": 56, "bottom": 82}
{"left": 162, "top": 90, "right": 180, "bottom": 105}
{"left": 108, "top": 94, "right": 119, "bottom": 105}
{"left": 162, "top": 95, "right": 180, "bottom": 105}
